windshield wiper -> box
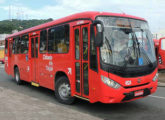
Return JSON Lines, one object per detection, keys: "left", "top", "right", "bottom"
{"left": 105, "top": 36, "right": 112, "bottom": 54}
{"left": 137, "top": 27, "right": 154, "bottom": 68}
{"left": 141, "top": 47, "right": 153, "bottom": 68}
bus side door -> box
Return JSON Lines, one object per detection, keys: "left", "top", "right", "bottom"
{"left": 30, "top": 34, "right": 39, "bottom": 84}
{"left": 74, "top": 24, "right": 90, "bottom": 99}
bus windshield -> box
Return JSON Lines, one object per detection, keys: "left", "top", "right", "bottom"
{"left": 97, "top": 16, "right": 156, "bottom": 67}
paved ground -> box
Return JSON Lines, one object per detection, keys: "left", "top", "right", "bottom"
{"left": 158, "top": 71, "right": 165, "bottom": 87}
{"left": 0, "top": 64, "right": 165, "bottom": 120}
{"left": 0, "top": 64, "right": 101, "bottom": 120}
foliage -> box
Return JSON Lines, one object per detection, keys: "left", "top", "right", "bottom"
{"left": 0, "top": 18, "right": 53, "bottom": 34}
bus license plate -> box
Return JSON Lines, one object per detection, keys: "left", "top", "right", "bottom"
{"left": 134, "top": 90, "right": 144, "bottom": 97}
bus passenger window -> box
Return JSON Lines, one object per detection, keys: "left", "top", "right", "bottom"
{"left": 21, "top": 35, "right": 29, "bottom": 54}
{"left": 17, "top": 37, "right": 21, "bottom": 54}
{"left": 14, "top": 37, "right": 21, "bottom": 54}
{"left": 40, "top": 30, "right": 47, "bottom": 53}
{"left": 12, "top": 38, "right": 15, "bottom": 54}
{"left": 75, "top": 29, "right": 80, "bottom": 60}
{"left": 48, "top": 25, "right": 69, "bottom": 53}
{"left": 5, "top": 39, "right": 8, "bottom": 54}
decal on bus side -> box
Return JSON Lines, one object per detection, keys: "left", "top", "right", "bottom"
{"left": 46, "top": 65, "right": 53, "bottom": 72}
{"left": 46, "top": 61, "right": 53, "bottom": 72}
{"left": 43, "top": 55, "right": 53, "bottom": 60}
{"left": 68, "top": 68, "right": 72, "bottom": 75}
{"left": 27, "top": 66, "right": 30, "bottom": 72}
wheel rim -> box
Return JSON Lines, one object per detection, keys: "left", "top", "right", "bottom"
{"left": 15, "top": 72, "right": 19, "bottom": 82}
{"left": 58, "top": 83, "right": 71, "bottom": 100}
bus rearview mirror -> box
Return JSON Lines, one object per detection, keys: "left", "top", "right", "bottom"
{"left": 95, "top": 32, "right": 103, "bottom": 47}
{"left": 92, "top": 20, "right": 104, "bottom": 47}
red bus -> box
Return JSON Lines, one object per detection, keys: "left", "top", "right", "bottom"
{"left": 5, "top": 11, "right": 158, "bottom": 104}
{"left": 154, "top": 38, "right": 165, "bottom": 70}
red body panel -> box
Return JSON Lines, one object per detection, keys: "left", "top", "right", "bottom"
{"left": 4, "top": 11, "right": 157, "bottom": 104}
{"left": 154, "top": 38, "right": 165, "bottom": 70}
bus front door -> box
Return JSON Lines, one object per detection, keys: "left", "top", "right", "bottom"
{"left": 74, "top": 24, "right": 90, "bottom": 99}
{"left": 30, "top": 36, "right": 39, "bottom": 85}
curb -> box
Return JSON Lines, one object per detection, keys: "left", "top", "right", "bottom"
{"left": 158, "top": 82, "right": 165, "bottom": 87}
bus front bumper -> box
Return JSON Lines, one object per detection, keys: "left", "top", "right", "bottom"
{"left": 99, "top": 81, "right": 157, "bottom": 103}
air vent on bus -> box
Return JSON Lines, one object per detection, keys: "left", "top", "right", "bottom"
{"left": 159, "top": 55, "right": 162, "bottom": 64}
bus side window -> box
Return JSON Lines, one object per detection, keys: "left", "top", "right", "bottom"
{"left": 75, "top": 29, "right": 80, "bottom": 60}
{"left": 48, "top": 25, "right": 69, "bottom": 53}
{"left": 21, "top": 35, "right": 29, "bottom": 54}
{"left": 48, "top": 28, "right": 55, "bottom": 53}
{"left": 12, "top": 38, "right": 15, "bottom": 54}
{"left": 40, "top": 30, "right": 47, "bottom": 53}
{"left": 14, "top": 37, "right": 18, "bottom": 54}
{"left": 90, "top": 25, "right": 98, "bottom": 71}
{"left": 5, "top": 39, "right": 8, "bottom": 54}
{"left": 17, "top": 37, "right": 21, "bottom": 54}
{"left": 57, "top": 25, "right": 69, "bottom": 53}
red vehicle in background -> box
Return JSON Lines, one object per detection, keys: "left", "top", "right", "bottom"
{"left": 154, "top": 38, "right": 165, "bottom": 70}
{"left": 0, "top": 58, "right": 4, "bottom": 64}
{"left": 5, "top": 12, "right": 158, "bottom": 104}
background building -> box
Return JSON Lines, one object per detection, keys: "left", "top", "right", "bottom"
{"left": 0, "top": 34, "right": 9, "bottom": 46}
{"left": 153, "top": 29, "right": 165, "bottom": 39}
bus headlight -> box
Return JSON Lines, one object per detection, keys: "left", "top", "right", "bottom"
{"left": 101, "top": 75, "right": 121, "bottom": 89}
{"left": 152, "top": 73, "right": 159, "bottom": 82}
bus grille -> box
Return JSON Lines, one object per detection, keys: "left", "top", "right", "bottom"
{"left": 122, "top": 88, "right": 151, "bottom": 101}
{"left": 159, "top": 55, "right": 162, "bottom": 64}
{"left": 123, "top": 82, "right": 149, "bottom": 89}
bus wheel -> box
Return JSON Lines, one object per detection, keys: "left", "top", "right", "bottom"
{"left": 14, "top": 67, "right": 22, "bottom": 85}
{"left": 55, "top": 76, "right": 75, "bottom": 104}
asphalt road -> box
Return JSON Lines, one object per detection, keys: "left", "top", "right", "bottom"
{"left": 0, "top": 64, "right": 165, "bottom": 120}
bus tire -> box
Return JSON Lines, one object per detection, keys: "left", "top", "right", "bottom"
{"left": 14, "top": 67, "right": 22, "bottom": 85}
{"left": 55, "top": 76, "right": 75, "bottom": 104}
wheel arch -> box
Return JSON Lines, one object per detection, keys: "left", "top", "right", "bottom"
{"left": 54, "top": 71, "right": 70, "bottom": 88}
{"left": 14, "top": 64, "right": 19, "bottom": 73}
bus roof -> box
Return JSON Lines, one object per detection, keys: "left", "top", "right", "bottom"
{"left": 7, "top": 11, "right": 146, "bottom": 39}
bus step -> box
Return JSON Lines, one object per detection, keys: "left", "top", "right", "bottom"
{"left": 31, "top": 82, "right": 39, "bottom": 87}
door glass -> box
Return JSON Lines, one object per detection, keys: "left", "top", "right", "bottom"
{"left": 31, "top": 38, "right": 35, "bottom": 58}
{"left": 35, "top": 37, "right": 38, "bottom": 58}
{"left": 75, "top": 62, "right": 80, "bottom": 93}
{"left": 75, "top": 29, "right": 80, "bottom": 60}
{"left": 83, "top": 27, "right": 88, "bottom": 60}
{"left": 83, "top": 63, "right": 89, "bottom": 95}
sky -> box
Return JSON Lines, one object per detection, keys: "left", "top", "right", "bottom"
{"left": 0, "top": 0, "right": 164, "bottom": 33}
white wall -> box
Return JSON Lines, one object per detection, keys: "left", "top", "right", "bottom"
{"left": 0, "top": 34, "right": 10, "bottom": 41}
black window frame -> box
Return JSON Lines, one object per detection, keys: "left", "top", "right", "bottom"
{"left": 40, "top": 29, "right": 48, "bottom": 53}
{"left": 90, "top": 24, "right": 98, "bottom": 72}
{"left": 20, "top": 34, "right": 29, "bottom": 54}
{"left": 13, "top": 36, "right": 21, "bottom": 54}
